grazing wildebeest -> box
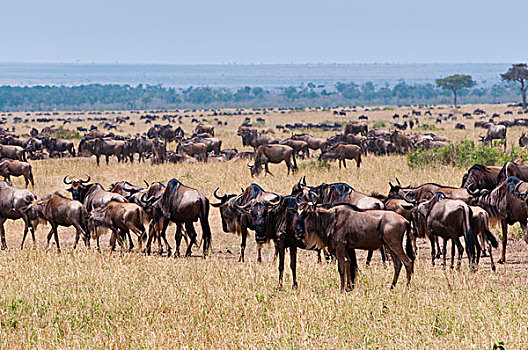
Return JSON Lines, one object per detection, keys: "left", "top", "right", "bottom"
{"left": 248, "top": 144, "right": 297, "bottom": 176}
{"left": 0, "top": 181, "right": 37, "bottom": 249}
{"left": 0, "top": 160, "right": 34, "bottom": 187}
{"left": 40, "top": 137, "right": 75, "bottom": 157}
{"left": 318, "top": 144, "right": 361, "bottom": 168}
{"left": 421, "top": 192, "right": 476, "bottom": 268}
{"left": 479, "top": 124, "right": 507, "bottom": 149}
{"left": 141, "top": 179, "right": 211, "bottom": 258}
{"left": 88, "top": 201, "right": 150, "bottom": 251}
{"left": 467, "top": 176, "right": 528, "bottom": 264}
{"left": 295, "top": 202, "right": 414, "bottom": 292}
{"left": 461, "top": 164, "right": 501, "bottom": 192}
{"left": 0, "top": 144, "right": 26, "bottom": 161}
{"left": 25, "top": 193, "right": 90, "bottom": 252}
{"left": 194, "top": 123, "right": 215, "bottom": 136}
{"left": 455, "top": 123, "right": 466, "bottom": 130}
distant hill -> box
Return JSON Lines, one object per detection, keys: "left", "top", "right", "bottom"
{"left": 0, "top": 63, "right": 511, "bottom": 89}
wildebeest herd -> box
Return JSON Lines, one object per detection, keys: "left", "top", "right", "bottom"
{"left": 2, "top": 157, "right": 528, "bottom": 292}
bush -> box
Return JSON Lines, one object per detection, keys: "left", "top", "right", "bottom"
{"left": 39, "top": 126, "right": 81, "bottom": 140}
{"left": 407, "top": 140, "right": 527, "bottom": 168}
{"left": 373, "top": 122, "right": 386, "bottom": 128}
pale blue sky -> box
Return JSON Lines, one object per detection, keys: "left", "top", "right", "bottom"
{"left": 1, "top": 0, "right": 526, "bottom": 64}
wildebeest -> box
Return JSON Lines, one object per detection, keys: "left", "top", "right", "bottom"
{"left": 0, "top": 160, "right": 34, "bottom": 187}
{"left": 0, "top": 144, "right": 27, "bottom": 161}
{"left": 88, "top": 201, "right": 150, "bottom": 251}
{"left": 390, "top": 131, "right": 411, "bottom": 154}
{"left": 280, "top": 139, "right": 310, "bottom": 158}
{"left": 467, "top": 176, "right": 528, "bottom": 264}
{"left": 93, "top": 138, "right": 125, "bottom": 165}
{"left": 25, "top": 193, "right": 90, "bottom": 252}
{"left": 194, "top": 123, "right": 214, "bottom": 136}
{"left": 479, "top": 124, "right": 507, "bottom": 148}
{"left": 318, "top": 144, "right": 361, "bottom": 168}
{"left": 461, "top": 164, "right": 501, "bottom": 192}
{"left": 519, "top": 133, "right": 528, "bottom": 147}
{"left": 0, "top": 181, "right": 37, "bottom": 249}
{"left": 344, "top": 122, "right": 368, "bottom": 136}
{"left": 214, "top": 184, "right": 281, "bottom": 262}
{"left": 497, "top": 161, "right": 528, "bottom": 184}
{"left": 421, "top": 192, "right": 476, "bottom": 268}
{"left": 291, "top": 134, "right": 328, "bottom": 153}
{"left": 295, "top": 202, "right": 414, "bottom": 292}
{"left": 240, "top": 129, "right": 277, "bottom": 150}
{"left": 388, "top": 178, "right": 471, "bottom": 204}
{"left": 249, "top": 144, "right": 297, "bottom": 176}
{"left": 141, "top": 179, "right": 211, "bottom": 258}
{"left": 177, "top": 141, "right": 208, "bottom": 162}
{"left": 40, "top": 137, "right": 75, "bottom": 157}
{"left": 64, "top": 175, "right": 126, "bottom": 211}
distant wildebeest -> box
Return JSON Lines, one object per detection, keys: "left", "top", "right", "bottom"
{"left": 319, "top": 144, "right": 361, "bottom": 168}
{"left": 344, "top": 122, "right": 368, "bottom": 136}
{"left": 479, "top": 124, "right": 506, "bottom": 149}
{"left": 40, "top": 137, "right": 75, "bottom": 157}
{"left": 519, "top": 133, "right": 528, "bottom": 147}
{"left": 248, "top": 144, "right": 297, "bottom": 176}
{"left": 455, "top": 123, "right": 465, "bottom": 130}
{"left": 0, "top": 160, "right": 34, "bottom": 187}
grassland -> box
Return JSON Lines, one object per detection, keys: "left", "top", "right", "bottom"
{"left": 0, "top": 104, "right": 527, "bottom": 349}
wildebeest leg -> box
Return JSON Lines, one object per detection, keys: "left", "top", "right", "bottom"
{"left": 145, "top": 221, "right": 155, "bottom": 255}
{"left": 441, "top": 238, "right": 448, "bottom": 266}
{"left": 277, "top": 235, "right": 285, "bottom": 290}
{"left": 342, "top": 158, "right": 347, "bottom": 169}
{"left": 475, "top": 235, "right": 482, "bottom": 266}
{"left": 239, "top": 227, "right": 247, "bottom": 262}
{"left": 96, "top": 154, "right": 100, "bottom": 166}
{"left": 106, "top": 155, "right": 110, "bottom": 165}
{"left": 522, "top": 221, "right": 528, "bottom": 245}
{"left": 184, "top": 222, "right": 196, "bottom": 257}
{"left": 46, "top": 228, "right": 54, "bottom": 249}
{"left": 290, "top": 246, "right": 298, "bottom": 289}
{"left": 454, "top": 237, "right": 464, "bottom": 270}
{"left": 125, "top": 229, "right": 134, "bottom": 252}
{"left": 264, "top": 162, "right": 273, "bottom": 177}
{"left": 435, "top": 236, "right": 442, "bottom": 258}
{"left": 51, "top": 225, "right": 61, "bottom": 253}
{"left": 73, "top": 225, "right": 80, "bottom": 249}
{"left": 488, "top": 240, "right": 496, "bottom": 271}
{"left": 429, "top": 233, "right": 436, "bottom": 266}
{"left": 257, "top": 243, "right": 263, "bottom": 262}
{"left": 175, "top": 223, "right": 183, "bottom": 257}
{"left": 380, "top": 246, "right": 387, "bottom": 267}
{"left": 0, "top": 220, "right": 8, "bottom": 250}
{"left": 385, "top": 247, "right": 403, "bottom": 289}
{"left": 497, "top": 220, "right": 508, "bottom": 264}
{"left": 366, "top": 250, "right": 373, "bottom": 266}
{"left": 160, "top": 220, "right": 172, "bottom": 257}
{"left": 335, "top": 245, "right": 349, "bottom": 292}
{"left": 450, "top": 239, "right": 455, "bottom": 269}
{"left": 5, "top": 175, "right": 11, "bottom": 185}
{"left": 20, "top": 219, "right": 30, "bottom": 250}
{"left": 316, "top": 249, "right": 322, "bottom": 263}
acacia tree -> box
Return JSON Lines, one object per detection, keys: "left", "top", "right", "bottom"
{"left": 435, "top": 74, "right": 475, "bottom": 107}
{"left": 501, "top": 63, "right": 528, "bottom": 109}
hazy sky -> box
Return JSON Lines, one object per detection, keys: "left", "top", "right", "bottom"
{"left": 1, "top": 0, "right": 526, "bottom": 64}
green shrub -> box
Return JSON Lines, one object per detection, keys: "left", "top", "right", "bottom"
{"left": 39, "top": 126, "right": 81, "bottom": 140}
{"left": 407, "top": 140, "right": 527, "bottom": 168}
{"left": 373, "top": 121, "right": 386, "bottom": 128}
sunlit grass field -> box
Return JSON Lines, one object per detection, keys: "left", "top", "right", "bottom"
{"left": 0, "top": 103, "right": 527, "bottom": 349}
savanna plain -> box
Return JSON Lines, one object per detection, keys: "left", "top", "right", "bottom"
{"left": 0, "top": 104, "right": 527, "bottom": 349}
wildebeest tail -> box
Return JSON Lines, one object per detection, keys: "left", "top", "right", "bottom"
{"left": 463, "top": 206, "right": 475, "bottom": 261}
{"left": 292, "top": 150, "right": 298, "bottom": 171}
{"left": 347, "top": 247, "right": 358, "bottom": 286}
{"left": 199, "top": 197, "right": 212, "bottom": 256}
{"left": 28, "top": 165, "right": 34, "bottom": 187}
{"left": 138, "top": 207, "right": 150, "bottom": 242}
{"left": 484, "top": 229, "right": 499, "bottom": 248}
{"left": 405, "top": 220, "right": 415, "bottom": 262}
{"left": 80, "top": 206, "right": 90, "bottom": 241}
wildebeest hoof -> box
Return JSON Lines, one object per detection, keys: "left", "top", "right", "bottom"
{"left": 492, "top": 265, "right": 496, "bottom": 271}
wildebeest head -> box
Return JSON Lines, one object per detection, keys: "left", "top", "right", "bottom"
{"left": 64, "top": 174, "right": 91, "bottom": 201}
{"left": 294, "top": 201, "right": 317, "bottom": 240}
{"left": 248, "top": 162, "right": 263, "bottom": 177}
{"left": 234, "top": 190, "right": 281, "bottom": 242}
{"left": 211, "top": 188, "right": 238, "bottom": 233}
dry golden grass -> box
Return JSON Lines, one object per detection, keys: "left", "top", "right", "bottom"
{"left": 0, "top": 104, "right": 527, "bottom": 349}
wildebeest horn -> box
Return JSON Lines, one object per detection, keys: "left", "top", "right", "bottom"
{"left": 144, "top": 179, "right": 150, "bottom": 187}
{"left": 122, "top": 182, "right": 139, "bottom": 192}
{"left": 80, "top": 174, "right": 91, "bottom": 184}
{"left": 63, "top": 175, "right": 72, "bottom": 184}
{"left": 396, "top": 177, "right": 402, "bottom": 187}
{"left": 466, "top": 183, "right": 480, "bottom": 196}
{"left": 234, "top": 197, "right": 256, "bottom": 210}
{"left": 263, "top": 192, "right": 282, "bottom": 206}
{"left": 213, "top": 187, "right": 226, "bottom": 201}
{"left": 302, "top": 175, "right": 306, "bottom": 185}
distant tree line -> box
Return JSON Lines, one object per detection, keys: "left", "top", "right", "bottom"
{"left": 0, "top": 64, "right": 526, "bottom": 111}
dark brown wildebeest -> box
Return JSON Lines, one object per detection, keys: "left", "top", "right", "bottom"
{"left": 249, "top": 144, "right": 297, "bottom": 176}
{"left": 467, "top": 176, "right": 528, "bottom": 264}
{"left": 479, "top": 124, "right": 506, "bottom": 149}
{"left": 519, "top": 132, "right": 528, "bottom": 147}
{"left": 88, "top": 201, "right": 150, "bottom": 251}
{"left": 94, "top": 138, "right": 125, "bottom": 165}
{"left": 40, "top": 137, "right": 75, "bottom": 157}
{"left": 420, "top": 192, "right": 476, "bottom": 268}
{"left": 390, "top": 131, "right": 411, "bottom": 154}
{"left": 388, "top": 178, "right": 471, "bottom": 204}
{"left": 194, "top": 123, "right": 214, "bottom": 136}
{"left": 280, "top": 139, "right": 310, "bottom": 158}
{"left": 0, "top": 160, "right": 34, "bottom": 187}
{"left": 455, "top": 123, "right": 466, "bottom": 130}
{"left": 213, "top": 184, "right": 280, "bottom": 262}
{"left": 461, "top": 164, "right": 501, "bottom": 192}
{"left": 240, "top": 129, "right": 278, "bottom": 150}
{"left": 64, "top": 175, "right": 126, "bottom": 211}
{"left": 319, "top": 144, "right": 361, "bottom": 168}
{"left": 0, "top": 181, "right": 37, "bottom": 249}
{"left": 0, "top": 144, "right": 27, "bottom": 161}
{"left": 469, "top": 205, "right": 498, "bottom": 270}
{"left": 497, "top": 161, "right": 528, "bottom": 184}
{"left": 344, "top": 122, "right": 368, "bottom": 136}
{"left": 141, "top": 179, "right": 211, "bottom": 258}
{"left": 25, "top": 193, "right": 90, "bottom": 253}
{"left": 295, "top": 202, "right": 414, "bottom": 292}
{"left": 77, "top": 137, "right": 97, "bottom": 156}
